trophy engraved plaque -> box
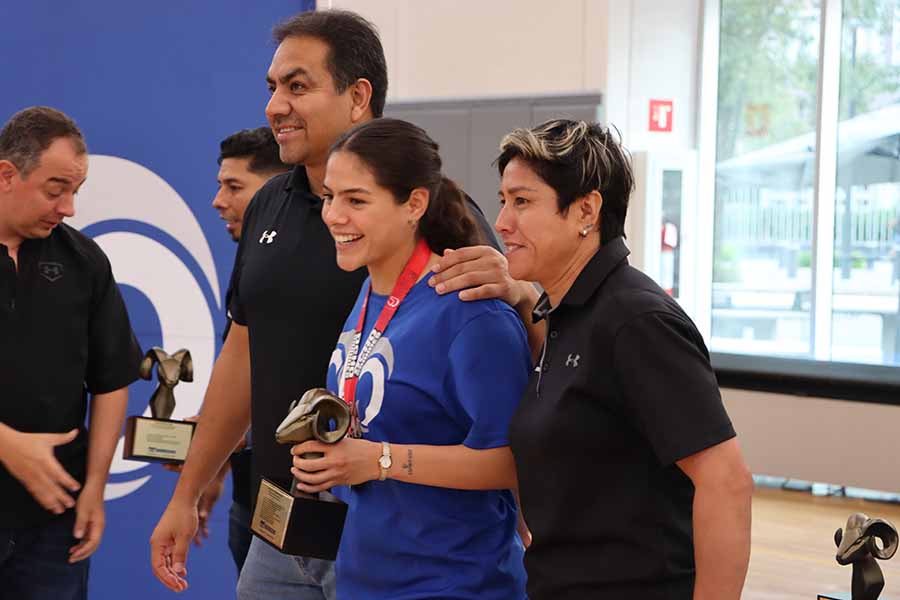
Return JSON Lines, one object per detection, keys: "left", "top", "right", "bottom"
{"left": 818, "top": 513, "right": 898, "bottom": 600}
{"left": 251, "top": 388, "right": 351, "bottom": 560}
{"left": 123, "top": 347, "right": 196, "bottom": 463}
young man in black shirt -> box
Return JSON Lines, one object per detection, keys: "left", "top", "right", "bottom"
{"left": 149, "top": 10, "right": 531, "bottom": 599}
{"left": 0, "top": 106, "right": 142, "bottom": 598}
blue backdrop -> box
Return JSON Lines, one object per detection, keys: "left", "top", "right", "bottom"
{"left": 1, "top": 2, "right": 314, "bottom": 598}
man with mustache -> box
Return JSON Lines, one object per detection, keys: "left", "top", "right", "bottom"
{"left": 150, "top": 10, "right": 529, "bottom": 599}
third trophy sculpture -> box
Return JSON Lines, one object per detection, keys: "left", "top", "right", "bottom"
{"left": 819, "top": 513, "right": 898, "bottom": 600}
{"left": 250, "top": 388, "right": 351, "bottom": 560}
{"left": 122, "top": 347, "right": 197, "bottom": 463}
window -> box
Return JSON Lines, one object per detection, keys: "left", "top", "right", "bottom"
{"left": 705, "top": 0, "right": 900, "bottom": 382}
{"left": 712, "top": 0, "right": 821, "bottom": 358}
{"left": 832, "top": 1, "right": 900, "bottom": 366}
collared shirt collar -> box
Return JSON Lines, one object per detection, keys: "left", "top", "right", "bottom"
{"left": 531, "top": 293, "right": 552, "bottom": 323}
{"left": 532, "top": 236, "right": 630, "bottom": 323}
{"left": 1, "top": 235, "right": 44, "bottom": 265}
{"left": 0, "top": 235, "right": 36, "bottom": 255}
{"left": 283, "top": 165, "right": 317, "bottom": 200}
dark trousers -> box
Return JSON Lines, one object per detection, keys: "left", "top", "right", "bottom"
{"left": 229, "top": 501, "right": 253, "bottom": 574}
{"left": 0, "top": 512, "right": 90, "bottom": 600}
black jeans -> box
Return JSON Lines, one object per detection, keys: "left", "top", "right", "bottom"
{"left": 0, "top": 511, "right": 90, "bottom": 600}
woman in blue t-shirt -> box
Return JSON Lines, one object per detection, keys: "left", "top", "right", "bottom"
{"left": 289, "top": 118, "right": 531, "bottom": 600}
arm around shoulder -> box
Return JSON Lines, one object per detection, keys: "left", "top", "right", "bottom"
{"left": 429, "top": 245, "right": 546, "bottom": 360}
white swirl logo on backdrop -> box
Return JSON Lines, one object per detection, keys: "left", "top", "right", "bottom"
{"left": 69, "top": 155, "right": 220, "bottom": 501}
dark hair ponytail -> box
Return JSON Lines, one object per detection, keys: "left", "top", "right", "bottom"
{"left": 329, "top": 118, "right": 482, "bottom": 255}
{"left": 419, "top": 176, "right": 483, "bottom": 254}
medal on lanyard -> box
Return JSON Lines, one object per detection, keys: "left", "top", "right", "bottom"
{"left": 342, "top": 238, "right": 432, "bottom": 436}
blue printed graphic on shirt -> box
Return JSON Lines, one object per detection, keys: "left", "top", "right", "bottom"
{"left": 326, "top": 275, "right": 531, "bottom": 600}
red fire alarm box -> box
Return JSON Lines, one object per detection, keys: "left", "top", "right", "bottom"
{"left": 649, "top": 99, "right": 673, "bottom": 132}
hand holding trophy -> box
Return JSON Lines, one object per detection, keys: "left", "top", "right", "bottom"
{"left": 251, "top": 388, "right": 351, "bottom": 560}
{"left": 123, "top": 348, "right": 197, "bottom": 463}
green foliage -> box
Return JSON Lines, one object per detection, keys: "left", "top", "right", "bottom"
{"left": 714, "top": 243, "right": 742, "bottom": 282}
{"left": 717, "top": 0, "right": 900, "bottom": 161}
{"left": 718, "top": 242, "right": 738, "bottom": 262}
{"left": 833, "top": 250, "right": 869, "bottom": 269}
{"left": 839, "top": 1, "right": 900, "bottom": 118}
{"left": 717, "top": 0, "right": 820, "bottom": 161}
{"left": 797, "top": 249, "right": 867, "bottom": 269}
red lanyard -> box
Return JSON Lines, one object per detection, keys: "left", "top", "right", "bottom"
{"left": 343, "top": 238, "right": 432, "bottom": 435}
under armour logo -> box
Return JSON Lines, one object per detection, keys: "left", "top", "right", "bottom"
{"left": 259, "top": 230, "right": 277, "bottom": 244}
{"left": 38, "top": 262, "right": 64, "bottom": 282}
{"left": 565, "top": 354, "right": 580, "bottom": 368}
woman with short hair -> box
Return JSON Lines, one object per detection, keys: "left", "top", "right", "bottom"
{"left": 497, "top": 119, "right": 753, "bottom": 600}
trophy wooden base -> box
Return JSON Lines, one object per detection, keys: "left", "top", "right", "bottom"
{"left": 122, "top": 416, "right": 195, "bottom": 463}
{"left": 250, "top": 478, "right": 348, "bottom": 561}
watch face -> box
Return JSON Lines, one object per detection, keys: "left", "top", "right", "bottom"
{"left": 379, "top": 455, "right": 392, "bottom": 469}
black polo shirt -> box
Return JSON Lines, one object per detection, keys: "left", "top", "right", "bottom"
{"left": 229, "top": 166, "right": 500, "bottom": 500}
{"left": 0, "top": 224, "right": 142, "bottom": 528}
{"left": 221, "top": 285, "right": 253, "bottom": 510}
{"left": 508, "top": 236, "right": 736, "bottom": 600}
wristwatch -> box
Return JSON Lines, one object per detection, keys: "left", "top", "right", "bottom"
{"left": 378, "top": 441, "right": 392, "bottom": 481}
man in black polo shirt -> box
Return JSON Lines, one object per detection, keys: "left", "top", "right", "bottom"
{"left": 0, "top": 106, "right": 142, "bottom": 599}
{"left": 184, "top": 127, "right": 290, "bottom": 574}
{"left": 150, "top": 10, "right": 513, "bottom": 599}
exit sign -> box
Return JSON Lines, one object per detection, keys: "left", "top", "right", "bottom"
{"left": 649, "top": 99, "right": 673, "bottom": 132}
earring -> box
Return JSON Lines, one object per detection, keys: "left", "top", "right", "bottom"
{"left": 580, "top": 226, "right": 591, "bottom": 237}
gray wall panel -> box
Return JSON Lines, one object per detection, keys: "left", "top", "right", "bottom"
{"left": 384, "top": 94, "right": 603, "bottom": 231}
{"left": 383, "top": 107, "right": 471, "bottom": 190}
{"left": 532, "top": 103, "right": 604, "bottom": 127}
{"left": 468, "top": 106, "right": 532, "bottom": 225}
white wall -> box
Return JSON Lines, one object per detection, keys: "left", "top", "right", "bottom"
{"left": 325, "top": 0, "right": 607, "bottom": 100}
{"left": 624, "top": 0, "right": 700, "bottom": 150}
{"left": 723, "top": 389, "right": 900, "bottom": 494}
{"left": 326, "top": 0, "right": 699, "bottom": 152}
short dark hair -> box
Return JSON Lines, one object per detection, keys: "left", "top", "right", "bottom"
{"left": 496, "top": 119, "right": 634, "bottom": 244}
{"left": 0, "top": 106, "right": 87, "bottom": 177}
{"left": 330, "top": 118, "right": 482, "bottom": 255}
{"left": 273, "top": 9, "right": 388, "bottom": 118}
{"left": 218, "top": 127, "right": 289, "bottom": 174}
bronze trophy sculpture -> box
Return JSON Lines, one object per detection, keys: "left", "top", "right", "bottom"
{"left": 826, "top": 513, "right": 899, "bottom": 600}
{"left": 251, "top": 388, "right": 352, "bottom": 560}
{"left": 122, "top": 347, "right": 197, "bottom": 463}
{"left": 140, "top": 347, "right": 193, "bottom": 419}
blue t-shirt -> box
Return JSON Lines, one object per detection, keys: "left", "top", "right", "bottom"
{"left": 326, "top": 274, "right": 531, "bottom": 600}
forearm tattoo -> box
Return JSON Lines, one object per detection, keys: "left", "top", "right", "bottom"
{"left": 402, "top": 448, "right": 413, "bottom": 476}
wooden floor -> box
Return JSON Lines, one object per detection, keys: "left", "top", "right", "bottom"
{"left": 745, "top": 487, "right": 900, "bottom": 599}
